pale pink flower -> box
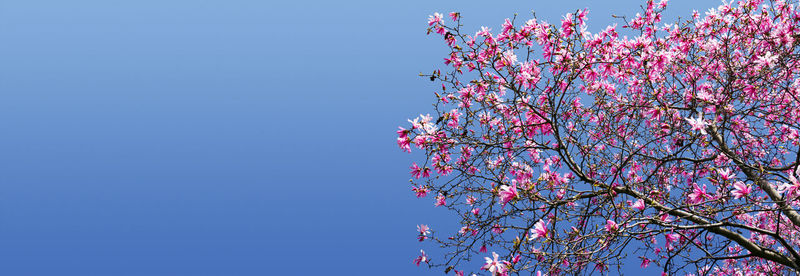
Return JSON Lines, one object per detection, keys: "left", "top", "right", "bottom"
{"left": 481, "top": 252, "right": 511, "bottom": 276}
{"left": 755, "top": 51, "right": 778, "bottom": 68}
{"left": 686, "top": 115, "right": 708, "bottom": 135}
{"left": 529, "top": 219, "right": 548, "bottom": 240}
{"left": 428, "top": 13, "right": 443, "bottom": 26}
{"left": 466, "top": 195, "right": 477, "bottom": 205}
{"left": 498, "top": 184, "right": 518, "bottom": 206}
{"left": 417, "top": 224, "right": 430, "bottom": 241}
{"left": 731, "top": 181, "right": 752, "bottom": 199}
{"left": 779, "top": 175, "right": 800, "bottom": 198}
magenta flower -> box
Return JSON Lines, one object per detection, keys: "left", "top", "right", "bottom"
{"left": 605, "top": 220, "right": 619, "bottom": 233}
{"left": 411, "top": 185, "right": 429, "bottom": 198}
{"left": 631, "top": 199, "right": 646, "bottom": 211}
{"left": 529, "top": 219, "right": 548, "bottom": 240}
{"left": 449, "top": 12, "right": 459, "bottom": 21}
{"left": 492, "top": 224, "right": 504, "bottom": 234}
{"left": 413, "top": 250, "right": 429, "bottom": 266}
{"left": 731, "top": 181, "right": 752, "bottom": 199}
{"left": 410, "top": 163, "right": 422, "bottom": 179}
{"left": 434, "top": 193, "right": 446, "bottom": 207}
{"left": 717, "top": 168, "right": 735, "bottom": 181}
{"left": 687, "top": 183, "right": 708, "bottom": 204}
{"left": 498, "top": 184, "right": 518, "bottom": 206}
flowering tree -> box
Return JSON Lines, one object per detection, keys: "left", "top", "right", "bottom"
{"left": 397, "top": 0, "right": 800, "bottom": 275}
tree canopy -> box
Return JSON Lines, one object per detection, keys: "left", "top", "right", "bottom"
{"left": 398, "top": 0, "right": 800, "bottom": 275}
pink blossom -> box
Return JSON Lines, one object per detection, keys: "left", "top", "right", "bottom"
{"left": 397, "top": 137, "right": 411, "bottom": 153}
{"left": 413, "top": 250, "right": 429, "bottom": 266}
{"left": 685, "top": 115, "right": 708, "bottom": 135}
{"left": 434, "top": 193, "right": 446, "bottom": 206}
{"left": 410, "top": 163, "right": 422, "bottom": 179}
{"left": 428, "top": 13, "right": 443, "bottom": 26}
{"left": 717, "top": 168, "right": 735, "bottom": 181}
{"left": 492, "top": 224, "right": 504, "bottom": 234}
{"left": 561, "top": 13, "right": 575, "bottom": 36}
{"left": 687, "top": 183, "right": 708, "bottom": 204}
{"left": 417, "top": 224, "right": 430, "bottom": 241}
{"left": 605, "top": 220, "right": 619, "bottom": 233}
{"left": 449, "top": 12, "right": 459, "bottom": 21}
{"left": 731, "top": 181, "right": 751, "bottom": 199}
{"left": 481, "top": 252, "right": 511, "bottom": 276}
{"left": 498, "top": 184, "right": 518, "bottom": 206}
{"left": 529, "top": 219, "right": 548, "bottom": 240}
{"left": 631, "top": 199, "right": 646, "bottom": 211}
{"left": 411, "top": 185, "right": 429, "bottom": 198}
{"left": 755, "top": 51, "right": 778, "bottom": 68}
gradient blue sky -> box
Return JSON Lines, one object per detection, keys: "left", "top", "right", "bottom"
{"left": 0, "top": 0, "right": 720, "bottom": 275}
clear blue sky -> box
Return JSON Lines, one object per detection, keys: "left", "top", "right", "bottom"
{"left": 0, "top": 0, "right": 719, "bottom": 275}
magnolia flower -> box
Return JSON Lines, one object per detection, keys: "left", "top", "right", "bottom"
{"left": 482, "top": 252, "right": 511, "bottom": 276}
{"left": 411, "top": 185, "right": 429, "bottom": 198}
{"left": 410, "top": 163, "right": 422, "bottom": 179}
{"left": 428, "top": 13, "right": 443, "bottom": 26}
{"left": 498, "top": 184, "right": 518, "bottom": 206}
{"left": 686, "top": 115, "right": 708, "bottom": 135}
{"left": 717, "top": 168, "right": 735, "bottom": 181}
{"left": 605, "top": 220, "right": 619, "bottom": 233}
{"left": 755, "top": 51, "right": 778, "bottom": 68}
{"left": 417, "top": 224, "right": 431, "bottom": 241}
{"left": 731, "top": 181, "right": 752, "bottom": 199}
{"left": 435, "top": 193, "right": 447, "bottom": 207}
{"left": 529, "top": 219, "right": 548, "bottom": 240}
{"left": 687, "top": 183, "right": 708, "bottom": 204}
{"left": 413, "top": 250, "right": 429, "bottom": 266}
{"left": 631, "top": 199, "right": 646, "bottom": 211}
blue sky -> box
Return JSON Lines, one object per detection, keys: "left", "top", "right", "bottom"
{"left": 0, "top": 0, "right": 720, "bottom": 275}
